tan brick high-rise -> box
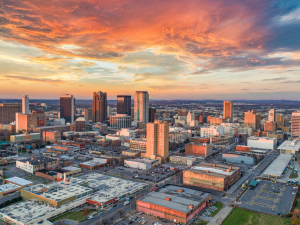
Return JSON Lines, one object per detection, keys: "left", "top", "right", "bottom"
{"left": 145, "top": 121, "right": 169, "bottom": 161}
{"left": 244, "top": 110, "right": 261, "bottom": 130}
{"left": 223, "top": 101, "right": 233, "bottom": 122}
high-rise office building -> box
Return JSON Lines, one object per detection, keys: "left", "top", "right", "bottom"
{"left": 117, "top": 95, "right": 131, "bottom": 115}
{"left": 177, "top": 108, "right": 188, "bottom": 116}
{"left": 291, "top": 110, "right": 300, "bottom": 136}
{"left": 60, "top": 94, "right": 75, "bottom": 124}
{"left": 92, "top": 91, "right": 107, "bottom": 123}
{"left": 244, "top": 110, "right": 261, "bottom": 130}
{"left": 0, "top": 103, "right": 21, "bottom": 124}
{"left": 275, "top": 113, "right": 285, "bottom": 126}
{"left": 149, "top": 108, "right": 156, "bottom": 122}
{"left": 223, "top": 101, "right": 233, "bottom": 122}
{"left": 268, "top": 109, "right": 275, "bottom": 122}
{"left": 145, "top": 120, "right": 169, "bottom": 161}
{"left": 22, "top": 95, "right": 29, "bottom": 115}
{"left": 134, "top": 91, "right": 149, "bottom": 123}
{"left": 84, "top": 108, "right": 93, "bottom": 122}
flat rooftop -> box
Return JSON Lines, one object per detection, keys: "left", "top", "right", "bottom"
{"left": 0, "top": 183, "right": 20, "bottom": 192}
{"left": 79, "top": 158, "right": 107, "bottom": 166}
{"left": 18, "top": 156, "right": 57, "bottom": 165}
{"left": 138, "top": 185, "right": 210, "bottom": 213}
{"left": 0, "top": 201, "right": 57, "bottom": 224}
{"left": 77, "top": 173, "right": 147, "bottom": 204}
{"left": 23, "top": 183, "right": 92, "bottom": 202}
{"left": 62, "top": 166, "right": 81, "bottom": 171}
{"left": 189, "top": 163, "right": 238, "bottom": 176}
{"left": 262, "top": 154, "right": 293, "bottom": 177}
{"left": 278, "top": 140, "right": 300, "bottom": 151}
{"left": 5, "top": 177, "right": 33, "bottom": 186}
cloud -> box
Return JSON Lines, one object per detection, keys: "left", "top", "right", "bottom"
{"left": 3, "top": 75, "right": 82, "bottom": 86}
{"left": 262, "top": 77, "right": 287, "bottom": 81}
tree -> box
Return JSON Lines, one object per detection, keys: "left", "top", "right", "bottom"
{"left": 81, "top": 208, "right": 91, "bottom": 216}
{"left": 117, "top": 209, "right": 126, "bottom": 218}
{"left": 101, "top": 218, "right": 110, "bottom": 225}
{"left": 108, "top": 215, "right": 114, "bottom": 223}
{"left": 292, "top": 217, "right": 300, "bottom": 225}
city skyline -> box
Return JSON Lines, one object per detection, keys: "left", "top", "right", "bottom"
{"left": 1, "top": 1, "right": 300, "bottom": 100}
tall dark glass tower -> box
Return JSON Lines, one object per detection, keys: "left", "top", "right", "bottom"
{"left": 117, "top": 95, "right": 131, "bottom": 116}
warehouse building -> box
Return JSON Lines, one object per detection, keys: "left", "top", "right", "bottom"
{"left": 21, "top": 182, "right": 93, "bottom": 207}
{"left": 262, "top": 154, "right": 293, "bottom": 178}
{"left": 122, "top": 150, "right": 141, "bottom": 158}
{"left": 222, "top": 153, "right": 256, "bottom": 165}
{"left": 169, "top": 156, "right": 196, "bottom": 166}
{"left": 185, "top": 143, "right": 212, "bottom": 158}
{"left": 247, "top": 136, "right": 277, "bottom": 150}
{"left": 137, "top": 185, "right": 212, "bottom": 224}
{"left": 79, "top": 158, "right": 108, "bottom": 170}
{"left": 183, "top": 163, "right": 241, "bottom": 191}
{"left": 278, "top": 140, "right": 300, "bottom": 155}
{"left": 4, "top": 177, "right": 33, "bottom": 187}
{"left": 0, "top": 197, "right": 88, "bottom": 225}
{"left": 76, "top": 173, "right": 147, "bottom": 208}
{"left": 124, "top": 158, "right": 160, "bottom": 170}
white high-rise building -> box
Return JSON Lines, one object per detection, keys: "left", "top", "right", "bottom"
{"left": 268, "top": 109, "right": 275, "bottom": 122}
{"left": 22, "top": 95, "right": 29, "bottom": 115}
{"left": 134, "top": 91, "right": 149, "bottom": 123}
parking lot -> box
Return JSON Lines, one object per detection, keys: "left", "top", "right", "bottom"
{"left": 239, "top": 181, "right": 296, "bottom": 215}
{"left": 116, "top": 212, "right": 172, "bottom": 225}
{"left": 109, "top": 166, "right": 177, "bottom": 183}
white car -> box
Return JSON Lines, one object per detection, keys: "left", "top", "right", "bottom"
{"left": 87, "top": 215, "right": 93, "bottom": 220}
{"left": 124, "top": 201, "right": 130, "bottom": 206}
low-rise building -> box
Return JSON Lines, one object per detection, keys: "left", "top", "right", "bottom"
{"left": 124, "top": 158, "right": 160, "bottom": 170}
{"left": 116, "top": 128, "right": 137, "bottom": 138}
{"left": 137, "top": 185, "right": 212, "bottom": 224}
{"left": 79, "top": 158, "right": 108, "bottom": 169}
{"left": 130, "top": 139, "right": 147, "bottom": 152}
{"left": 210, "top": 135, "right": 235, "bottom": 149}
{"left": 222, "top": 153, "right": 256, "bottom": 165}
{"left": 122, "top": 150, "right": 141, "bottom": 158}
{"left": 79, "top": 173, "right": 148, "bottom": 208}
{"left": 10, "top": 133, "right": 41, "bottom": 143}
{"left": 278, "top": 140, "right": 300, "bottom": 155}
{"left": 201, "top": 126, "right": 224, "bottom": 138}
{"left": 21, "top": 182, "right": 93, "bottom": 207}
{"left": 185, "top": 143, "right": 212, "bottom": 158}
{"left": 43, "top": 131, "right": 61, "bottom": 143}
{"left": 16, "top": 156, "right": 59, "bottom": 174}
{"left": 183, "top": 163, "right": 241, "bottom": 191}
{"left": 169, "top": 156, "right": 196, "bottom": 166}
{"left": 247, "top": 136, "right": 277, "bottom": 150}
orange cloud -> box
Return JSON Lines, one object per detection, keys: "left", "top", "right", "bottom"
{"left": 1, "top": 0, "right": 270, "bottom": 62}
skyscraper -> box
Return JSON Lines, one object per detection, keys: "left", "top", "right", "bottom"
{"left": 268, "top": 109, "right": 275, "bottom": 122}
{"left": 60, "top": 94, "right": 75, "bottom": 124}
{"left": 84, "top": 108, "right": 93, "bottom": 122}
{"left": 22, "top": 95, "right": 29, "bottom": 115}
{"left": 223, "top": 101, "right": 233, "bottom": 122}
{"left": 92, "top": 91, "right": 107, "bottom": 123}
{"left": 145, "top": 120, "right": 169, "bottom": 161}
{"left": 134, "top": 91, "right": 149, "bottom": 123}
{"left": 117, "top": 95, "right": 131, "bottom": 115}
{"left": 244, "top": 110, "right": 261, "bottom": 130}
{"left": 149, "top": 108, "right": 156, "bottom": 122}
{"left": 291, "top": 110, "right": 300, "bottom": 136}
{"left": 0, "top": 103, "right": 21, "bottom": 124}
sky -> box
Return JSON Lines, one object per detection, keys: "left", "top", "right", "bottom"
{"left": 1, "top": 0, "right": 300, "bottom": 100}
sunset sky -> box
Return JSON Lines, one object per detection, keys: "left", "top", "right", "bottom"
{"left": 1, "top": 0, "right": 300, "bottom": 100}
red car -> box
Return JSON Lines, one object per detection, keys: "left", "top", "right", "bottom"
{"left": 129, "top": 221, "right": 133, "bottom": 224}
